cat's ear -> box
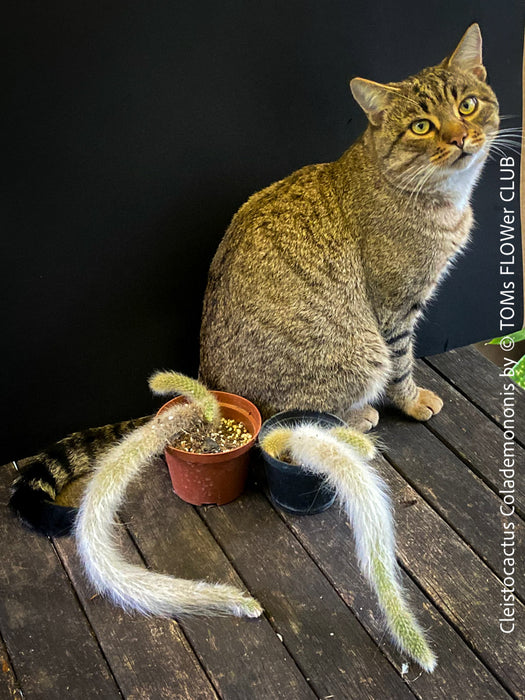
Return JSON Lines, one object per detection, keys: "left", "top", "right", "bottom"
{"left": 443, "top": 24, "right": 487, "bottom": 81}
{"left": 350, "top": 78, "right": 395, "bottom": 126}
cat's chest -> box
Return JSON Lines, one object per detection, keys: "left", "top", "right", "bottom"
{"left": 362, "top": 204, "right": 472, "bottom": 314}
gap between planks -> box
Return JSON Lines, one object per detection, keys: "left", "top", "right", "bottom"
{"left": 414, "top": 360, "right": 525, "bottom": 518}
{"left": 374, "top": 433, "right": 525, "bottom": 603}
{"left": 9, "top": 459, "right": 220, "bottom": 700}
{"left": 1, "top": 462, "right": 123, "bottom": 699}
{"left": 0, "top": 627, "right": 23, "bottom": 700}
{"left": 259, "top": 477, "right": 515, "bottom": 700}
{"left": 424, "top": 347, "right": 525, "bottom": 449}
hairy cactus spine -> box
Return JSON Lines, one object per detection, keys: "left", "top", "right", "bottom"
{"left": 76, "top": 374, "right": 262, "bottom": 619}
{"left": 260, "top": 423, "right": 436, "bottom": 672}
{"left": 148, "top": 371, "right": 220, "bottom": 425}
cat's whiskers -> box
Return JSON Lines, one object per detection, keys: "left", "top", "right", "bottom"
{"left": 387, "top": 160, "right": 430, "bottom": 193}
{"left": 391, "top": 168, "right": 430, "bottom": 212}
{"left": 490, "top": 135, "right": 523, "bottom": 145}
{"left": 488, "top": 144, "right": 503, "bottom": 155}
{"left": 486, "top": 127, "right": 523, "bottom": 149}
{"left": 390, "top": 167, "right": 426, "bottom": 193}
{"left": 468, "top": 126, "right": 522, "bottom": 163}
{"left": 409, "top": 171, "right": 436, "bottom": 200}
{"left": 395, "top": 161, "right": 438, "bottom": 218}
{"left": 490, "top": 126, "right": 523, "bottom": 134}
{"left": 386, "top": 160, "right": 440, "bottom": 219}
{"left": 487, "top": 136, "right": 522, "bottom": 158}
{"left": 488, "top": 133, "right": 523, "bottom": 146}
{"left": 490, "top": 141, "right": 521, "bottom": 158}
{"left": 409, "top": 163, "right": 439, "bottom": 210}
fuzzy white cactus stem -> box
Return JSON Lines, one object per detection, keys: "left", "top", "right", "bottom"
{"left": 260, "top": 424, "right": 437, "bottom": 672}
{"left": 148, "top": 370, "right": 220, "bottom": 425}
{"left": 76, "top": 375, "right": 261, "bottom": 619}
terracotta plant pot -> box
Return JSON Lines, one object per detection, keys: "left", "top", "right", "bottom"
{"left": 158, "top": 391, "right": 262, "bottom": 506}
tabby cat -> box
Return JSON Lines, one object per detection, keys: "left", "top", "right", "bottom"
{"left": 200, "top": 23, "right": 498, "bottom": 424}
{"left": 11, "top": 24, "right": 499, "bottom": 538}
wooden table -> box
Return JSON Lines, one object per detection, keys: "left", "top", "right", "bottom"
{"left": 1, "top": 346, "right": 524, "bottom": 699}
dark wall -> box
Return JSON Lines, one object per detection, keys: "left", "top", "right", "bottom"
{"left": 3, "top": 1, "right": 523, "bottom": 462}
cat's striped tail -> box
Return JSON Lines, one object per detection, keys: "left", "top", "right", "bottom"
{"left": 261, "top": 424, "right": 437, "bottom": 673}
{"left": 75, "top": 373, "right": 263, "bottom": 619}
{"left": 9, "top": 418, "right": 150, "bottom": 537}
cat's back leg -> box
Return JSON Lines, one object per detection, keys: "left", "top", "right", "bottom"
{"left": 332, "top": 327, "right": 391, "bottom": 425}
{"left": 254, "top": 323, "right": 392, "bottom": 420}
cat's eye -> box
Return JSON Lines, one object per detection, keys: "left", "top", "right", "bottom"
{"left": 459, "top": 96, "right": 478, "bottom": 116}
{"left": 411, "top": 119, "right": 432, "bottom": 135}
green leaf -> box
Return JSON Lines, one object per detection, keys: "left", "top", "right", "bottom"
{"left": 487, "top": 329, "right": 525, "bottom": 345}
{"left": 512, "top": 355, "right": 525, "bottom": 389}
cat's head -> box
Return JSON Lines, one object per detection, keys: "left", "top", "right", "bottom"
{"left": 350, "top": 24, "right": 499, "bottom": 196}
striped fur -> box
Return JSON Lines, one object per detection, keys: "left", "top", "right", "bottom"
{"left": 8, "top": 26, "right": 495, "bottom": 657}
{"left": 12, "top": 26, "right": 496, "bottom": 537}
{"left": 199, "top": 25, "right": 498, "bottom": 424}
{"left": 10, "top": 418, "right": 151, "bottom": 536}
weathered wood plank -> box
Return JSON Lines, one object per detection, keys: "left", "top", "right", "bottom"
{"left": 120, "top": 458, "right": 318, "bottom": 700}
{"left": 375, "top": 455, "right": 525, "bottom": 698}
{"left": 378, "top": 408, "right": 525, "bottom": 601}
{"left": 0, "top": 634, "right": 22, "bottom": 700}
{"left": 413, "top": 360, "right": 525, "bottom": 517}
{"left": 426, "top": 346, "right": 525, "bottom": 445}
{"left": 8, "top": 344, "right": 522, "bottom": 700}
{"left": 279, "top": 493, "right": 513, "bottom": 699}
{"left": 55, "top": 537, "right": 218, "bottom": 700}
{"left": 199, "top": 487, "right": 416, "bottom": 699}
{"left": 0, "top": 463, "right": 121, "bottom": 699}
{"left": 12, "top": 458, "right": 219, "bottom": 700}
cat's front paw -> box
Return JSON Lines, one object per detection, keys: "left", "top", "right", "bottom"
{"left": 403, "top": 388, "right": 443, "bottom": 421}
{"left": 345, "top": 404, "right": 380, "bottom": 433}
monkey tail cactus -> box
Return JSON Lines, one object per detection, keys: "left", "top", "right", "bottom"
{"left": 76, "top": 393, "right": 262, "bottom": 620}
{"left": 259, "top": 427, "right": 293, "bottom": 460}
{"left": 148, "top": 371, "right": 220, "bottom": 426}
{"left": 329, "top": 426, "right": 378, "bottom": 459}
{"left": 260, "top": 423, "right": 437, "bottom": 673}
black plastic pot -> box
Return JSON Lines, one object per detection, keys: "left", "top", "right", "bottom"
{"left": 258, "top": 410, "right": 344, "bottom": 515}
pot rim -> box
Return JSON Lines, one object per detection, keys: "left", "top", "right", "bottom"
{"left": 158, "top": 391, "right": 262, "bottom": 462}
{"left": 258, "top": 408, "right": 346, "bottom": 470}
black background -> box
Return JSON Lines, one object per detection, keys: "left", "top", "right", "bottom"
{"left": 3, "top": 1, "right": 523, "bottom": 462}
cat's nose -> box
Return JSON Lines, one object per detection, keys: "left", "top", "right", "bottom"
{"left": 444, "top": 125, "right": 468, "bottom": 149}
{"left": 450, "top": 133, "right": 466, "bottom": 148}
